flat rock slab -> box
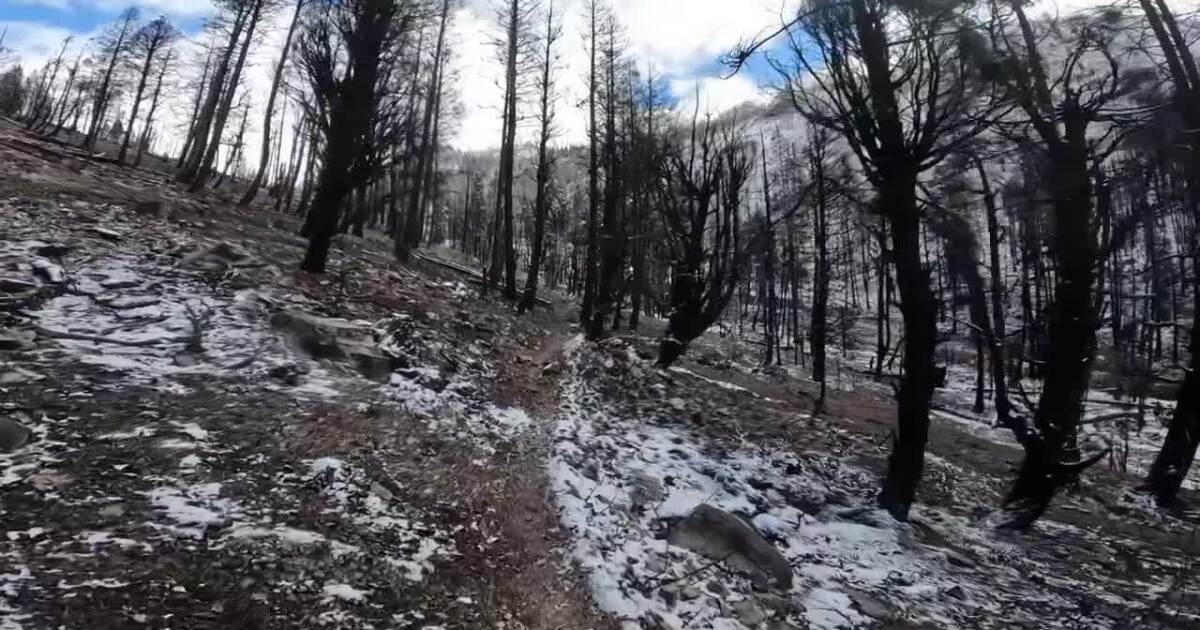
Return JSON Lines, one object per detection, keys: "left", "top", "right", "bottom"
{"left": 102, "top": 296, "right": 160, "bottom": 311}
{"left": 667, "top": 503, "right": 793, "bottom": 591}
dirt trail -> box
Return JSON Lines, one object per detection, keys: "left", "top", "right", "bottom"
{"left": 0, "top": 123, "right": 609, "bottom": 629}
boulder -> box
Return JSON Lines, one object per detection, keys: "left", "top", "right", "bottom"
{"left": 89, "top": 227, "right": 123, "bottom": 242}
{"left": 179, "top": 241, "right": 256, "bottom": 270}
{"left": 395, "top": 367, "right": 448, "bottom": 391}
{"left": 667, "top": 504, "right": 793, "bottom": 591}
{"left": 31, "top": 259, "right": 65, "bottom": 284}
{"left": 271, "top": 310, "right": 397, "bottom": 381}
{"left": 271, "top": 310, "right": 367, "bottom": 361}
{"left": 132, "top": 199, "right": 171, "bottom": 218}
{"left": 0, "top": 416, "right": 32, "bottom": 452}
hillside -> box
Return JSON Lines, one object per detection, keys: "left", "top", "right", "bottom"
{"left": 1, "top": 119, "right": 1198, "bottom": 630}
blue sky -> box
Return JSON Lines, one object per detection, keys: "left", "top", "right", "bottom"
{"left": 2, "top": 0, "right": 794, "bottom": 150}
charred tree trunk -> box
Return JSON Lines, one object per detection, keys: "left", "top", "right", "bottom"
{"left": 179, "top": 7, "right": 249, "bottom": 179}
{"left": 519, "top": 0, "right": 558, "bottom": 315}
{"left": 189, "top": 0, "right": 264, "bottom": 191}
{"left": 810, "top": 139, "right": 830, "bottom": 408}
{"left": 240, "top": 0, "right": 304, "bottom": 206}
{"left": 134, "top": 50, "right": 172, "bottom": 167}
{"left": 877, "top": 176, "right": 938, "bottom": 521}
{"left": 579, "top": 1, "right": 600, "bottom": 326}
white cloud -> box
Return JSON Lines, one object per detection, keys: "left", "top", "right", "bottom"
{"left": 613, "top": 0, "right": 797, "bottom": 75}
{"left": 5, "top": 0, "right": 790, "bottom": 154}
{"left": 670, "top": 74, "right": 770, "bottom": 117}
{"left": 0, "top": 20, "right": 90, "bottom": 69}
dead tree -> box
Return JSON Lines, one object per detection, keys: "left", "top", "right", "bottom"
{"left": 518, "top": 0, "right": 561, "bottom": 314}
{"left": 980, "top": 2, "right": 1138, "bottom": 528}
{"left": 654, "top": 114, "right": 752, "bottom": 366}
{"left": 118, "top": 17, "right": 178, "bottom": 164}
{"left": 134, "top": 48, "right": 174, "bottom": 167}
{"left": 177, "top": 0, "right": 260, "bottom": 185}
{"left": 806, "top": 124, "right": 835, "bottom": 409}
{"left": 240, "top": 0, "right": 307, "bottom": 205}
{"left": 83, "top": 8, "right": 139, "bottom": 150}
{"left": 1142, "top": 0, "right": 1200, "bottom": 505}
{"left": 297, "top": 0, "right": 415, "bottom": 272}
{"left": 755, "top": 0, "right": 995, "bottom": 520}
{"left": 578, "top": 0, "right": 602, "bottom": 325}
{"left": 186, "top": 0, "right": 268, "bottom": 191}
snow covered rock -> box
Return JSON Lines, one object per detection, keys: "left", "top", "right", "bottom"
{"left": 177, "top": 241, "right": 257, "bottom": 270}
{"left": 667, "top": 503, "right": 793, "bottom": 591}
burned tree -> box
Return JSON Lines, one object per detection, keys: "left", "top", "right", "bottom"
{"left": 760, "top": 0, "right": 995, "bottom": 520}
{"left": 83, "top": 8, "right": 139, "bottom": 151}
{"left": 118, "top": 16, "right": 178, "bottom": 165}
{"left": 1141, "top": 0, "right": 1200, "bottom": 505}
{"left": 297, "top": 0, "right": 415, "bottom": 273}
{"left": 518, "top": 0, "right": 562, "bottom": 314}
{"left": 978, "top": 3, "right": 1143, "bottom": 528}
{"left": 654, "top": 114, "right": 752, "bottom": 367}
{"left": 240, "top": 0, "right": 307, "bottom": 205}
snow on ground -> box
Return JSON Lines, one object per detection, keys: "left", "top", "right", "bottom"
{"left": 0, "top": 200, "right": 518, "bottom": 627}
{"left": 932, "top": 364, "right": 1200, "bottom": 490}
{"left": 550, "top": 342, "right": 1199, "bottom": 629}
{"left": 550, "top": 343, "right": 971, "bottom": 629}
{"left": 30, "top": 248, "right": 348, "bottom": 398}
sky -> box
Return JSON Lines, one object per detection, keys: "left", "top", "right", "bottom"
{"left": 0, "top": 0, "right": 1139, "bottom": 155}
{"left": 0, "top": 0, "right": 796, "bottom": 153}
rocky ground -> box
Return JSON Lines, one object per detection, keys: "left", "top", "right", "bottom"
{"left": 1, "top": 121, "right": 1199, "bottom": 630}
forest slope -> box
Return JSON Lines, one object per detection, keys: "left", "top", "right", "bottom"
{"left": 0, "top": 121, "right": 1198, "bottom": 629}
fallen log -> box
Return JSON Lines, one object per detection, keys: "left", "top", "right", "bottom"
{"left": 410, "top": 251, "right": 552, "bottom": 307}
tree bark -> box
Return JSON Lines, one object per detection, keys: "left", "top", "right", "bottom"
{"left": 240, "top": 0, "right": 304, "bottom": 206}
{"left": 189, "top": 0, "right": 263, "bottom": 191}
{"left": 877, "top": 177, "right": 938, "bottom": 522}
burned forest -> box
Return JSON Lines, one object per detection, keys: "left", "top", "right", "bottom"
{"left": 1, "top": 0, "right": 1200, "bottom": 628}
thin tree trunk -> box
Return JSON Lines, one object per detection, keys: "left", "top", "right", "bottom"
{"left": 240, "top": 0, "right": 304, "bottom": 206}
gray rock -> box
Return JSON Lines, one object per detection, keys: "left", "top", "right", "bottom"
{"left": 369, "top": 482, "right": 394, "bottom": 502}
{"left": 99, "top": 504, "right": 125, "bottom": 518}
{"left": 272, "top": 310, "right": 397, "bottom": 380}
{"left": 34, "top": 243, "right": 71, "bottom": 258}
{"left": 31, "top": 259, "right": 65, "bottom": 284}
{"left": 944, "top": 550, "right": 976, "bottom": 569}
{"left": 271, "top": 310, "right": 367, "bottom": 360}
{"left": 89, "top": 227, "right": 123, "bottom": 242}
{"left": 395, "top": 367, "right": 448, "bottom": 391}
{"left": 629, "top": 471, "right": 664, "bottom": 510}
{"left": 847, "top": 589, "right": 898, "bottom": 620}
{"left": 0, "top": 368, "right": 43, "bottom": 384}
{"left": 179, "top": 241, "right": 255, "bottom": 270}
{"left": 0, "top": 277, "right": 39, "bottom": 293}
{"left": 0, "top": 329, "right": 35, "bottom": 351}
{"left": 133, "top": 199, "right": 169, "bottom": 218}
{"left": 732, "top": 598, "right": 768, "bottom": 626}
{"left": 104, "top": 296, "right": 159, "bottom": 311}
{"left": 668, "top": 504, "right": 793, "bottom": 591}
{"left": 0, "top": 417, "right": 32, "bottom": 452}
